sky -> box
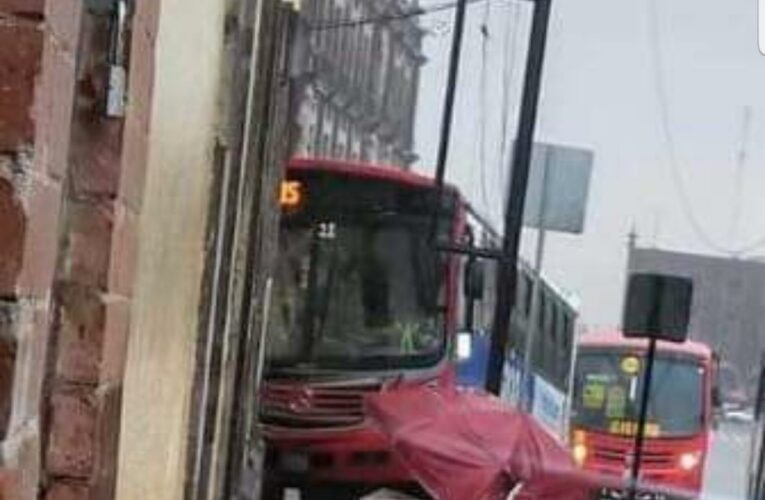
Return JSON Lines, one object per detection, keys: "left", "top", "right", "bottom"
{"left": 412, "top": 0, "right": 765, "bottom": 327}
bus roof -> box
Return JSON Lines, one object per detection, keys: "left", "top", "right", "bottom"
{"left": 288, "top": 157, "right": 460, "bottom": 195}
{"left": 578, "top": 331, "right": 713, "bottom": 360}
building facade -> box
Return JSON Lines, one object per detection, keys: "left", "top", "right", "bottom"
{"left": 289, "top": 0, "right": 425, "bottom": 167}
{"left": 627, "top": 244, "right": 765, "bottom": 392}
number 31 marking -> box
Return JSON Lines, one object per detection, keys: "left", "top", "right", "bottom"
{"left": 317, "top": 222, "right": 336, "bottom": 240}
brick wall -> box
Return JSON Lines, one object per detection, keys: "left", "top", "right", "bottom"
{"left": 0, "top": 0, "right": 80, "bottom": 498}
{"left": 41, "top": 2, "right": 153, "bottom": 499}
{"left": 0, "top": 0, "right": 158, "bottom": 497}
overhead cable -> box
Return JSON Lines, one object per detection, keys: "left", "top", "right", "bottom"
{"left": 646, "top": 0, "right": 765, "bottom": 257}
{"left": 478, "top": 0, "right": 492, "bottom": 216}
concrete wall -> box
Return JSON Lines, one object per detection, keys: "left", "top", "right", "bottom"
{"left": 115, "top": 0, "right": 225, "bottom": 497}
{"left": 628, "top": 246, "right": 765, "bottom": 384}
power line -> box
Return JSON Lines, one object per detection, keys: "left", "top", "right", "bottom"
{"left": 729, "top": 106, "right": 752, "bottom": 245}
{"left": 497, "top": 1, "right": 523, "bottom": 222}
{"left": 477, "top": 0, "right": 492, "bottom": 216}
{"left": 310, "top": 0, "right": 490, "bottom": 31}
{"left": 648, "top": 0, "right": 765, "bottom": 257}
{"left": 646, "top": 0, "right": 765, "bottom": 257}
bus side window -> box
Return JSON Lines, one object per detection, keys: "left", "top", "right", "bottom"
{"left": 537, "top": 293, "right": 547, "bottom": 369}
{"left": 561, "top": 314, "right": 571, "bottom": 351}
{"left": 538, "top": 293, "right": 546, "bottom": 330}
{"left": 550, "top": 305, "right": 558, "bottom": 343}
{"left": 523, "top": 274, "right": 533, "bottom": 317}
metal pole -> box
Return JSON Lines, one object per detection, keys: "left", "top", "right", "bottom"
{"left": 563, "top": 323, "right": 582, "bottom": 441}
{"left": 521, "top": 229, "right": 546, "bottom": 408}
{"left": 629, "top": 338, "right": 657, "bottom": 499}
{"left": 465, "top": 257, "right": 477, "bottom": 331}
{"left": 485, "top": 0, "right": 554, "bottom": 395}
{"left": 430, "top": 0, "right": 470, "bottom": 242}
{"left": 521, "top": 148, "right": 551, "bottom": 410}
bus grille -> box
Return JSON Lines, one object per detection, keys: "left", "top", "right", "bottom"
{"left": 593, "top": 445, "right": 674, "bottom": 467}
{"left": 260, "top": 380, "right": 382, "bottom": 429}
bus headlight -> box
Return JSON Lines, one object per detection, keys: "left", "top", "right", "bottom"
{"left": 678, "top": 451, "right": 701, "bottom": 471}
{"left": 572, "top": 443, "right": 588, "bottom": 466}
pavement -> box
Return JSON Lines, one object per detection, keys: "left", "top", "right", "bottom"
{"left": 703, "top": 419, "right": 752, "bottom": 500}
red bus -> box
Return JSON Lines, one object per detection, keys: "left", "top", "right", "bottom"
{"left": 259, "top": 158, "right": 467, "bottom": 498}
{"left": 569, "top": 332, "right": 716, "bottom": 499}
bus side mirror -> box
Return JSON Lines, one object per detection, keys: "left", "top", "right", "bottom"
{"left": 712, "top": 385, "right": 722, "bottom": 409}
{"left": 711, "top": 351, "right": 723, "bottom": 410}
{"left": 622, "top": 273, "right": 694, "bottom": 343}
{"left": 464, "top": 259, "right": 485, "bottom": 300}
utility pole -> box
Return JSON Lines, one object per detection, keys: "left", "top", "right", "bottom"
{"left": 431, "top": 0, "right": 469, "bottom": 241}
{"left": 485, "top": 0, "right": 554, "bottom": 395}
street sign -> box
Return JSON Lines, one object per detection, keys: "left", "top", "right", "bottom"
{"left": 620, "top": 272, "right": 694, "bottom": 498}
{"left": 622, "top": 273, "right": 694, "bottom": 343}
{"left": 521, "top": 143, "right": 594, "bottom": 234}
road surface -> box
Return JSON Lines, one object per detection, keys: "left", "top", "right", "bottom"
{"left": 704, "top": 419, "right": 751, "bottom": 500}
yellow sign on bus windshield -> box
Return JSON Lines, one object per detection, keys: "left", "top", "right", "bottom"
{"left": 620, "top": 356, "right": 641, "bottom": 376}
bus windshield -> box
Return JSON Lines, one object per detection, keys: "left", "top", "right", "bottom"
{"left": 572, "top": 349, "right": 705, "bottom": 438}
{"left": 266, "top": 168, "right": 454, "bottom": 371}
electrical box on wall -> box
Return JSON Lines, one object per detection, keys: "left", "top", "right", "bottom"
{"left": 107, "top": 0, "right": 129, "bottom": 117}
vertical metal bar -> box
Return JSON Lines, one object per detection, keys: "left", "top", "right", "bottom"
{"left": 253, "top": 278, "right": 274, "bottom": 410}
{"left": 521, "top": 148, "right": 551, "bottom": 409}
{"left": 485, "top": 0, "right": 553, "bottom": 395}
{"left": 464, "top": 257, "right": 477, "bottom": 331}
{"left": 563, "top": 323, "right": 582, "bottom": 440}
{"left": 629, "top": 338, "right": 657, "bottom": 499}
{"left": 521, "top": 229, "right": 546, "bottom": 407}
{"left": 429, "top": 0, "right": 470, "bottom": 242}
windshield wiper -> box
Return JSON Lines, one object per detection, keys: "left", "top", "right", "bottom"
{"left": 314, "top": 241, "right": 339, "bottom": 346}
{"left": 299, "top": 231, "right": 321, "bottom": 360}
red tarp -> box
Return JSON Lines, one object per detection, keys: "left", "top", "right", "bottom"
{"left": 366, "top": 383, "right": 596, "bottom": 500}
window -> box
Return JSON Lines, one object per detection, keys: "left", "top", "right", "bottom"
{"left": 333, "top": 7, "right": 342, "bottom": 60}
{"left": 523, "top": 274, "right": 533, "bottom": 316}
{"left": 321, "top": 134, "right": 330, "bottom": 155}
{"left": 537, "top": 292, "right": 546, "bottom": 330}
{"left": 305, "top": 125, "right": 314, "bottom": 155}
{"left": 572, "top": 352, "right": 704, "bottom": 437}
{"left": 319, "top": 0, "right": 330, "bottom": 48}
{"left": 268, "top": 169, "right": 454, "bottom": 370}
{"left": 561, "top": 314, "right": 571, "bottom": 351}
{"left": 550, "top": 306, "right": 558, "bottom": 343}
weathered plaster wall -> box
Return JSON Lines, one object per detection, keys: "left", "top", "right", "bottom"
{"left": 115, "top": 0, "right": 225, "bottom": 497}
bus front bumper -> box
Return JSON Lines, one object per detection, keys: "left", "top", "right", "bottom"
{"left": 264, "top": 425, "right": 412, "bottom": 487}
